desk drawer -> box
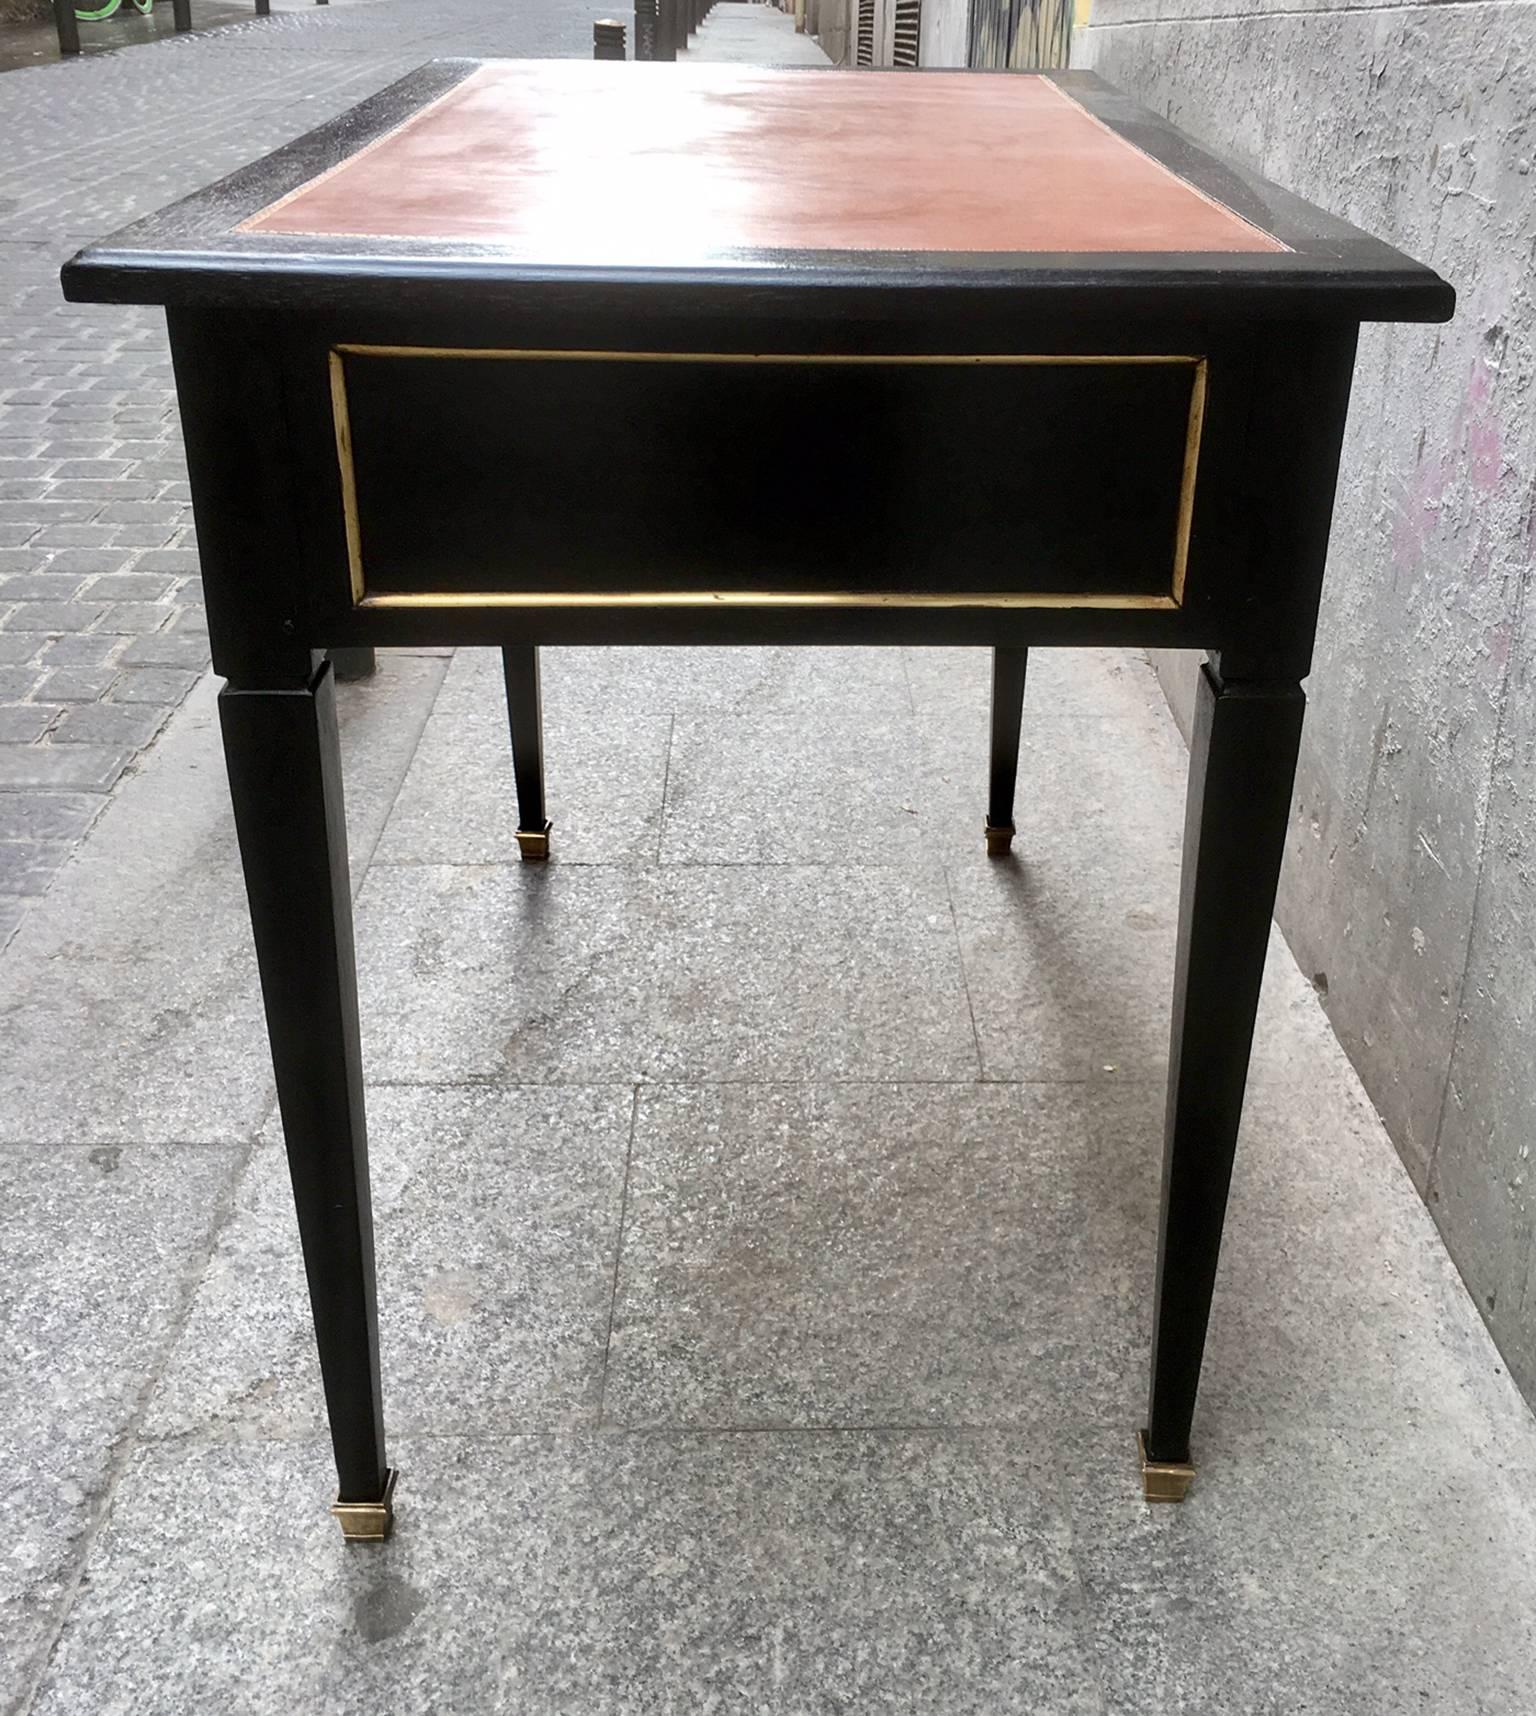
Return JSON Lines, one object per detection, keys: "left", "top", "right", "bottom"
{"left": 329, "top": 345, "right": 1204, "bottom": 614}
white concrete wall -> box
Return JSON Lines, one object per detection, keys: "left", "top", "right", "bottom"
{"left": 1076, "top": 0, "right": 1536, "bottom": 1402}
{"left": 809, "top": 0, "right": 850, "bottom": 62}
{"left": 919, "top": 0, "right": 970, "bottom": 66}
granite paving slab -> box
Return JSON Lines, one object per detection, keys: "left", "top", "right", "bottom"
{"left": 0, "top": 653, "right": 445, "bottom": 1144}
{"left": 946, "top": 853, "right": 1180, "bottom": 1082}
{"left": 374, "top": 647, "right": 673, "bottom": 868}
{"left": 901, "top": 643, "right": 1176, "bottom": 726}
{"left": 26, "top": 1430, "right": 1106, "bottom": 1716}
{"left": 1065, "top": 1416, "right": 1536, "bottom": 1716}
{"left": 27, "top": 1407, "right": 1536, "bottom": 1716}
{"left": 354, "top": 860, "right": 981, "bottom": 1086}
{"left": 143, "top": 1085, "right": 634, "bottom": 1442}
{"left": 659, "top": 699, "right": 928, "bottom": 866}
{"left": 0, "top": 1144, "right": 242, "bottom": 1714}
{"left": 604, "top": 1079, "right": 1155, "bottom": 1429}
{"left": 538, "top": 643, "right": 913, "bottom": 723}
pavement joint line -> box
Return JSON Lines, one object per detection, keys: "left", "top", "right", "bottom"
{"left": 595, "top": 1084, "right": 644, "bottom": 1428}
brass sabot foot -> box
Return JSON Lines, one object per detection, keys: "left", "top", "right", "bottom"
{"left": 331, "top": 1468, "right": 397, "bottom": 1542}
{"left": 515, "top": 821, "right": 552, "bottom": 861}
{"left": 1137, "top": 1432, "right": 1195, "bottom": 1503}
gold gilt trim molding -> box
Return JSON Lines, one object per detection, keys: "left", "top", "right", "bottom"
{"left": 328, "top": 346, "right": 1207, "bottom": 614}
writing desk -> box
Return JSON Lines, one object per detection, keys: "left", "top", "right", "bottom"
{"left": 63, "top": 60, "right": 1452, "bottom": 1540}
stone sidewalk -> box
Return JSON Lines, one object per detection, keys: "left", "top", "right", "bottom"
{"left": 0, "top": 0, "right": 826, "bottom": 951}
{"left": 3, "top": 639, "right": 1534, "bottom": 1714}
{"left": 679, "top": 2, "right": 831, "bottom": 64}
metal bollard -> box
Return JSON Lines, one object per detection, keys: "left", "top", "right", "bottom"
{"left": 593, "top": 17, "right": 627, "bottom": 57}
{"left": 634, "top": 0, "right": 657, "bottom": 59}
{"left": 50, "top": 0, "right": 80, "bottom": 55}
{"left": 656, "top": 0, "right": 677, "bottom": 57}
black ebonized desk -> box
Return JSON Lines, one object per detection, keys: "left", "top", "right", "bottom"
{"left": 63, "top": 60, "right": 1452, "bottom": 1541}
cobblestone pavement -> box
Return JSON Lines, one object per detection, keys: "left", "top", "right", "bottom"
{"left": 0, "top": 0, "right": 640, "bottom": 949}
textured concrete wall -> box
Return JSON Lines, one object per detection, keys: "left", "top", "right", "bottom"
{"left": 1076, "top": 3, "right": 1536, "bottom": 1402}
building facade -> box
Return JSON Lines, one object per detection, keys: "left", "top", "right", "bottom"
{"left": 807, "top": 0, "right": 1073, "bottom": 69}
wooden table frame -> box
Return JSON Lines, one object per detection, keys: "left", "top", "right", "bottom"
{"left": 63, "top": 62, "right": 1452, "bottom": 1540}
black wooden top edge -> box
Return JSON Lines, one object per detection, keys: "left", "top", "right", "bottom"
{"left": 60, "top": 250, "right": 1455, "bottom": 326}
{"left": 59, "top": 58, "right": 1454, "bottom": 325}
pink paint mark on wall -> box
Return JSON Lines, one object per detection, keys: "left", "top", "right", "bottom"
{"left": 1390, "top": 449, "right": 1449, "bottom": 577}
{"left": 1462, "top": 357, "right": 1505, "bottom": 495}
{"left": 1387, "top": 356, "right": 1506, "bottom": 577}
{"left": 1468, "top": 416, "right": 1503, "bottom": 494}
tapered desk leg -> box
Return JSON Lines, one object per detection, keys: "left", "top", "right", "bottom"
{"left": 328, "top": 646, "right": 376, "bottom": 682}
{"left": 502, "top": 643, "right": 551, "bottom": 860}
{"left": 986, "top": 646, "right": 1027, "bottom": 856}
{"left": 219, "top": 661, "right": 394, "bottom": 1541}
{"left": 1142, "top": 659, "right": 1305, "bottom": 1501}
